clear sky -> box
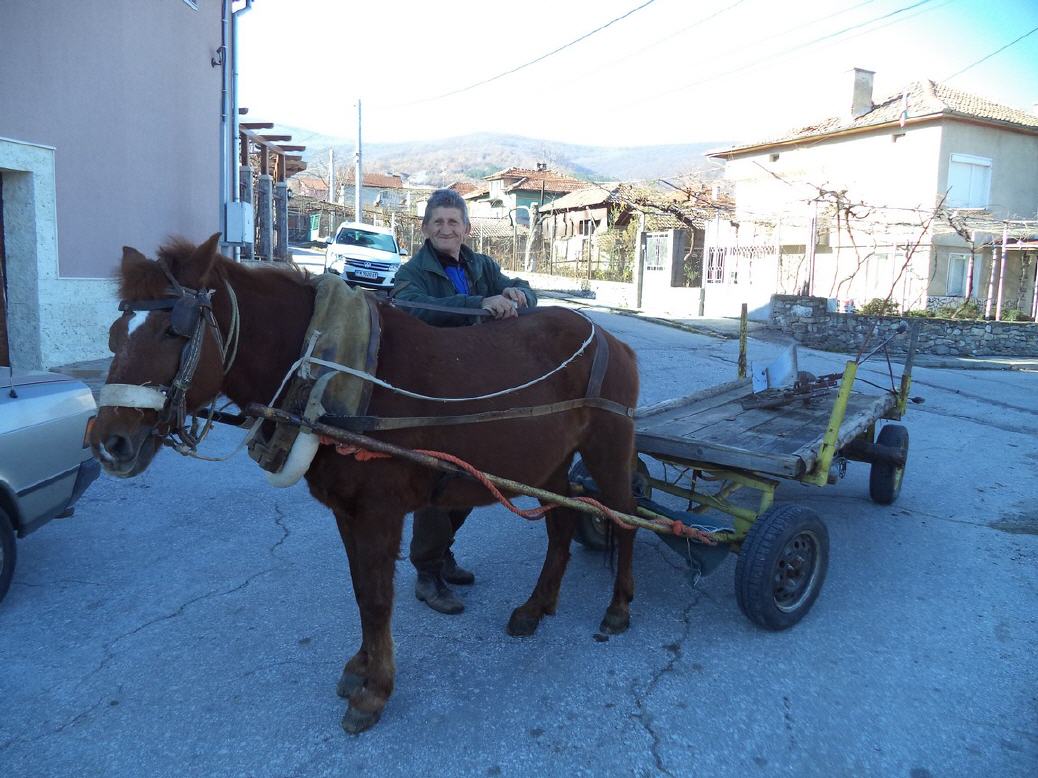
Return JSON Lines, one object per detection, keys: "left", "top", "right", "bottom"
{"left": 237, "top": 0, "right": 1038, "bottom": 148}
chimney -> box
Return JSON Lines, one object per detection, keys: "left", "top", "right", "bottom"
{"left": 850, "top": 67, "right": 875, "bottom": 118}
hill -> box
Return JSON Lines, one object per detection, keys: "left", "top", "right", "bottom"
{"left": 272, "top": 126, "right": 728, "bottom": 184}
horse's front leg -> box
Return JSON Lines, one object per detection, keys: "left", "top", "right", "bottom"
{"left": 333, "top": 505, "right": 404, "bottom": 734}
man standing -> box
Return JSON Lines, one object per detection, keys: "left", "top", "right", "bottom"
{"left": 392, "top": 188, "right": 537, "bottom": 614}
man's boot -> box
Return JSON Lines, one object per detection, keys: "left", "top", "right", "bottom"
{"left": 415, "top": 569, "right": 464, "bottom": 615}
{"left": 442, "top": 550, "right": 475, "bottom": 586}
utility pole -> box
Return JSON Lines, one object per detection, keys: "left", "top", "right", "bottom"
{"left": 328, "top": 148, "right": 335, "bottom": 205}
{"left": 806, "top": 200, "right": 818, "bottom": 296}
{"left": 354, "top": 99, "right": 363, "bottom": 223}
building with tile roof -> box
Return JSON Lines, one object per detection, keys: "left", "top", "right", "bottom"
{"left": 337, "top": 170, "right": 409, "bottom": 210}
{"left": 704, "top": 69, "right": 1038, "bottom": 320}
{"left": 467, "top": 163, "right": 590, "bottom": 225}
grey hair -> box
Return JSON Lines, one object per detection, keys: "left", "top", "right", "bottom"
{"left": 423, "top": 188, "right": 470, "bottom": 226}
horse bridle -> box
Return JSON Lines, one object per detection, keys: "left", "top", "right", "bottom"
{"left": 98, "top": 260, "right": 238, "bottom": 452}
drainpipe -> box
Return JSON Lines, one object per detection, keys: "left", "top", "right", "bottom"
{"left": 218, "top": 0, "right": 253, "bottom": 259}
{"left": 218, "top": 0, "right": 231, "bottom": 251}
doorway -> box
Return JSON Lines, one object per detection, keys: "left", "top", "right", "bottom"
{"left": 0, "top": 173, "right": 8, "bottom": 366}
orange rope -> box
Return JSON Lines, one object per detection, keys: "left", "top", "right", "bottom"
{"left": 414, "top": 448, "right": 555, "bottom": 520}
{"left": 320, "top": 439, "right": 717, "bottom": 543}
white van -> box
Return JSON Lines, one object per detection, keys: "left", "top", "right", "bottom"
{"left": 324, "top": 222, "right": 407, "bottom": 290}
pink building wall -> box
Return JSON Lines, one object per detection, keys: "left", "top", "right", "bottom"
{"left": 0, "top": 0, "right": 223, "bottom": 279}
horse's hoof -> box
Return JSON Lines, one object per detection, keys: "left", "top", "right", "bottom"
{"left": 341, "top": 705, "right": 381, "bottom": 735}
{"left": 599, "top": 608, "right": 630, "bottom": 635}
{"left": 336, "top": 671, "right": 364, "bottom": 699}
{"left": 507, "top": 609, "right": 540, "bottom": 637}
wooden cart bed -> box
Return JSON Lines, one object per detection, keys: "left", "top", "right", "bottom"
{"left": 634, "top": 378, "right": 896, "bottom": 480}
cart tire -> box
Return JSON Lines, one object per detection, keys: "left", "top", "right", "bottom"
{"left": 571, "top": 458, "right": 651, "bottom": 552}
{"left": 0, "top": 507, "right": 16, "bottom": 605}
{"left": 869, "top": 424, "right": 909, "bottom": 505}
{"left": 735, "top": 504, "right": 828, "bottom": 631}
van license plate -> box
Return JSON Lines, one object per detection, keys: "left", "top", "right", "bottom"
{"left": 352, "top": 269, "right": 379, "bottom": 280}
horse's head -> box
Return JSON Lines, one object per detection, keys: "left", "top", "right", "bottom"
{"left": 92, "top": 233, "right": 231, "bottom": 477}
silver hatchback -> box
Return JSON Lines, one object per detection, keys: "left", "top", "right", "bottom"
{"left": 0, "top": 368, "right": 99, "bottom": 603}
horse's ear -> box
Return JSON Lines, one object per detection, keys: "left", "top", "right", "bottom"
{"left": 187, "top": 232, "right": 224, "bottom": 288}
{"left": 119, "top": 246, "right": 167, "bottom": 300}
{"left": 121, "top": 246, "right": 148, "bottom": 271}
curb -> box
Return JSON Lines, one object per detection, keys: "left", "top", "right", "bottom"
{"left": 534, "top": 289, "right": 1038, "bottom": 371}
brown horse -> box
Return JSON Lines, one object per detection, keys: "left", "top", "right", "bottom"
{"left": 91, "top": 234, "right": 639, "bottom": 734}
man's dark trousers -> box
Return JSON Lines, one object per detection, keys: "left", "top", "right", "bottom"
{"left": 410, "top": 507, "right": 472, "bottom": 573}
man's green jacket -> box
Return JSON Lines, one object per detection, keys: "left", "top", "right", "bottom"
{"left": 392, "top": 240, "right": 537, "bottom": 327}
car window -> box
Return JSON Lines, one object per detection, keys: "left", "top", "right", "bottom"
{"left": 334, "top": 229, "right": 397, "bottom": 253}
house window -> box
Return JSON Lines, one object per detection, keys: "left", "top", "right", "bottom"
{"left": 706, "top": 247, "right": 725, "bottom": 283}
{"left": 946, "top": 253, "right": 968, "bottom": 296}
{"left": 181, "top": 0, "right": 199, "bottom": 8}
{"left": 947, "top": 153, "right": 991, "bottom": 208}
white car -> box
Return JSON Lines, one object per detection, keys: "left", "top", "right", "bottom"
{"left": 324, "top": 222, "right": 407, "bottom": 291}
{"left": 0, "top": 368, "right": 99, "bottom": 603}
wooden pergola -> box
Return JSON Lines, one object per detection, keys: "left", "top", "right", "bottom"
{"left": 238, "top": 109, "right": 306, "bottom": 181}
{"left": 933, "top": 216, "right": 1038, "bottom": 320}
{"left": 237, "top": 109, "right": 307, "bottom": 260}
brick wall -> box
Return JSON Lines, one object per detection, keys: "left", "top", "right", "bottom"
{"left": 769, "top": 295, "right": 1038, "bottom": 357}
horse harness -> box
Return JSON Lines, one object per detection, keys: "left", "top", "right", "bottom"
{"left": 99, "top": 272, "right": 632, "bottom": 466}
{"left": 98, "top": 260, "right": 239, "bottom": 452}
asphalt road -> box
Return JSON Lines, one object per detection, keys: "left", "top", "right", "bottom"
{"left": 2, "top": 308, "right": 1036, "bottom": 777}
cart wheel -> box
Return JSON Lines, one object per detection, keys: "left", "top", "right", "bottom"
{"left": 0, "top": 507, "right": 16, "bottom": 605}
{"left": 735, "top": 505, "right": 828, "bottom": 631}
{"left": 571, "top": 458, "right": 651, "bottom": 551}
{"left": 869, "top": 424, "right": 909, "bottom": 505}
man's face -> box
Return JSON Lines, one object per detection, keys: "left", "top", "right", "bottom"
{"left": 422, "top": 207, "right": 470, "bottom": 259}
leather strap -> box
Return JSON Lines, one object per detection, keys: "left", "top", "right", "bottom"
{"left": 319, "top": 396, "right": 634, "bottom": 432}
{"left": 585, "top": 327, "right": 609, "bottom": 399}
{"left": 355, "top": 294, "right": 383, "bottom": 417}
{"left": 390, "top": 298, "right": 492, "bottom": 318}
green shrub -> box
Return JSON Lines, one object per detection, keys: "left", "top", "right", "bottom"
{"left": 858, "top": 298, "right": 900, "bottom": 316}
{"left": 951, "top": 301, "right": 982, "bottom": 320}
{"left": 905, "top": 309, "right": 934, "bottom": 318}
{"left": 932, "top": 301, "right": 982, "bottom": 320}
{"left": 1000, "top": 308, "right": 1033, "bottom": 322}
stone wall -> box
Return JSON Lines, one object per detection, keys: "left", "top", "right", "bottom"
{"left": 769, "top": 295, "right": 1038, "bottom": 357}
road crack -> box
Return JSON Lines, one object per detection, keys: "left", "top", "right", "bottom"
{"left": 628, "top": 591, "right": 700, "bottom": 775}
{"left": 271, "top": 502, "right": 290, "bottom": 557}
{"left": 73, "top": 567, "right": 275, "bottom": 691}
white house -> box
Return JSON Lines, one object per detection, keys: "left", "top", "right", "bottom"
{"left": 706, "top": 69, "right": 1038, "bottom": 320}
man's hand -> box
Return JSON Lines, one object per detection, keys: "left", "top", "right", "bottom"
{"left": 501, "top": 287, "right": 528, "bottom": 308}
{"left": 481, "top": 294, "right": 519, "bottom": 319}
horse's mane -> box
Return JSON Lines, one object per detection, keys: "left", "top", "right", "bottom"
{"left": 119, "top": 236, "right": 313, "bottom": 301}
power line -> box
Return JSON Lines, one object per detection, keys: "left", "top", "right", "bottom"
{"left": 640, "top": 0, "right": 938, "bottom": 103}
{"left": 400, "top": 0, "right": 659, "bottom": 107}
{"left": 944, "top": 24, "right": 1038, "bottom": 82}
{"left": 576, "top": 0, "right": 751, "bottom": 77}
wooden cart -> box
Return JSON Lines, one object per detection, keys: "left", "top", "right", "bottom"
{"left": 246, "top": 317, "right": 917, "bottom": 633}
{"left": 571, "top": 324, "right": 917, "bottom": 631}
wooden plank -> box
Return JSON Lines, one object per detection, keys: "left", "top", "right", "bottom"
{"left": 635, "top": 382, "right": 754, "bottom": 437}
{"left": 636, "top": 378, "right": 751, "bottom": 419}
{"left": 240, "top": 122, "right": 274, "bottom": 129}
{"left": 792, "top": 393, "right": 893, "bottom": 471}
{"left": 636, "top": 433, "right": 805, "bottom": 479}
